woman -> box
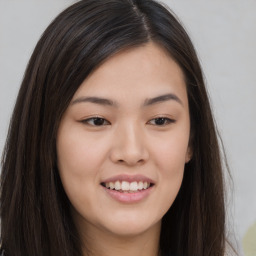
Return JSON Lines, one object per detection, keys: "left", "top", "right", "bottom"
{"left": 0, "top": 0, "right": 234, "bottom": 255}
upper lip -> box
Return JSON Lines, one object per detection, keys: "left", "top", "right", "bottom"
{"left": 101, "top": 174, "right": 155, "bottom": 184}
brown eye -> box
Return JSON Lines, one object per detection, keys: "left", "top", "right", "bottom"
{"left": 81, "top": 117, "right": 110, "bottom": 126}
{"left": 148, "top": 117, "right": 175, "bottom": 126}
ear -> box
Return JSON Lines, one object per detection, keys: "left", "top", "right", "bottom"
{"left": 185, "top": 146, "right": 193, "bottom": 163}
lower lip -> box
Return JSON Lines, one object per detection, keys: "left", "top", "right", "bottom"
{"left": 102, "top": 186, "right": 153, "bottom": 203}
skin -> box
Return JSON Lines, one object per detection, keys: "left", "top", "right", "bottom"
{"left": 57, "top": 42, "right": 192, "bottom": 256}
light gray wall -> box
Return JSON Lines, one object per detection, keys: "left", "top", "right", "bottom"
{"left": 0, "top": 1, "right": 255, "bottom": 254}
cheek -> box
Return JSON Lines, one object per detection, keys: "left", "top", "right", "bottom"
{"left": 56, "top": 126, "right": 109, "bottom": 177}
{"left": 152, "top": 131, "right": 190, "bottom": 171}
{"left": 56, "top": 131, "right": 104, "bottom": 217}
{"left": 56, "top": 127, "right": 97, "bottom": 197}
{"left": 150, "top": 131, "right": 189, "bottom": 210}
{"left": 56, "top": 124, "right": 114, "bottom": 210}
{"left": 156, "top": 139, "right": 186, "bottom": 186}
{"left": 155, "top": 153, "right": 185, "bottom": 216}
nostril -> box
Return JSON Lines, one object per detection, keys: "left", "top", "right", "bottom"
{"left": 116, "top": 158, "right": 145, "bottom": 165}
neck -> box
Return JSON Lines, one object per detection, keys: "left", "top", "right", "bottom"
{"left": 79, "top": 221, "right": 161, "bottom": 256}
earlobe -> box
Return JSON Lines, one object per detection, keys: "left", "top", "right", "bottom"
{"left": 185, "top": 147, "right": 193, "bottom": 163}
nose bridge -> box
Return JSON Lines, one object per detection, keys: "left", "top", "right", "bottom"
{"left": 111, "top": 120, "right": 148, "bottom": 165}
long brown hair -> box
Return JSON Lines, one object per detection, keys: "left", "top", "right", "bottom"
{"left": 1, "top": 0, "right": 230, "bottom": 255}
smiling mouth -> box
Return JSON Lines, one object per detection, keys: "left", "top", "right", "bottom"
{"left": 101, "top": 181, "right": 154, "bottom": 193}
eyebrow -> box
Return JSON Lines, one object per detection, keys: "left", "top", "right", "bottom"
{"left": 71, "top": 96, "right": 117, "bottom": 106}
{"left": 143, "top": 93, "right": 183, "bottom": 107}
{"left": 71, "top": 93, "right": 183, "bottom": 107}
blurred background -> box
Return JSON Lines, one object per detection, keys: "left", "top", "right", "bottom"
{"left": 0, "top": 1, "right": 255, "bottom": 255}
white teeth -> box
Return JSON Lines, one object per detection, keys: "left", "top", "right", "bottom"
{"left": 138, "top": 181, "right": 143, "bottom": 190}
{"left": 115, "top": 181, "right": 121, "bottom": 190}
{"left": 143, "top": 182, "right": 148, "bottom": 189}
{"left": 103, "top": 181, "right": 151, "bottom": 192}
{"left": 130, "top": 181, "right": 138, "bottom": 191}
{"left": 121, "top": 181, "right": 130, "bottom": 191}
{"left": 109, "top": 182, "right": 115, "bottom": 189}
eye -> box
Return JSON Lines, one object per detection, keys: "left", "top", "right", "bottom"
{"left": 147, "top": 117, "right": 175, "bottom": 126}
{"left": 81, "top": 117, "right": 110, "bottom": 126}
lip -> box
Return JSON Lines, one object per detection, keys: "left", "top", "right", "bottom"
{"left": 101, "top": 174, "right": 155, "bottom": 203}
{"left": 102, "top": 185, "right": 154, "bottom": 203}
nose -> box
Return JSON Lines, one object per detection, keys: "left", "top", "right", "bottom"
{"left": 110, "top": 123, "right": 149, "bottom": 166}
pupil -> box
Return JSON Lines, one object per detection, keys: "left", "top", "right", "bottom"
{"left": 94, "top": 118, "right": 104, "bottom": 126}
{"left": 155, "top": 118, "right": 165, "bottom": 125}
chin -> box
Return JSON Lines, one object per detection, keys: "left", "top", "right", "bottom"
{"left": 102, "top": 217, "right": 161, "bottom": 238}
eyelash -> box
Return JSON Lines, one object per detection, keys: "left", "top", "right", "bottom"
{"left": 147, "top": 117, "right": 176, "bottom": 126}
{"left": 81, "top": 117, "right": 110, "bottom": 126}
{"left": 80, "top": 116, "right": 175, "bottom": 127}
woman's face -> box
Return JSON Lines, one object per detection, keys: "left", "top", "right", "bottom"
{"left": 57, "top": 42, "right": 191, "bottom": 239}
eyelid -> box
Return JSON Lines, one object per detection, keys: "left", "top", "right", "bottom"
{"left": 147, "top": 116, "right": 176, "bottom": 126}
{"left": 79, "top": 115, "right": 175, "bottom": 127}
{"left": 80, "top": 116, "right": 111, "bottom": 126}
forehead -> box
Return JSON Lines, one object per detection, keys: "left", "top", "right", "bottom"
{"left": 73, "top": 42, "right": 187, "bottom": 105}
